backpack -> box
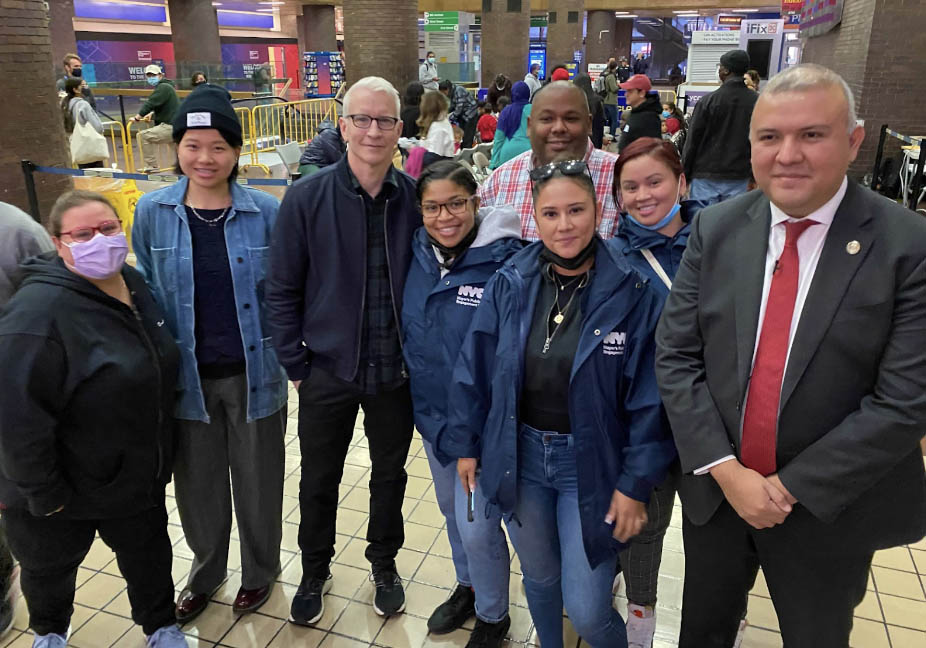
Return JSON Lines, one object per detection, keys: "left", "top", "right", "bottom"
{"left": 595, "top": 72, "right": 610, "bottom": 99}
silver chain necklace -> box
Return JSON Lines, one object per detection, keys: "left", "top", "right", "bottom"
{"left": 187, "top": 204, "right": 230, "bottom": 227}
{"left": 542, "top": 269, "right": 589, "bottom": 354}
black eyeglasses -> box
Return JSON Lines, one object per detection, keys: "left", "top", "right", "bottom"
{"left": 529, "top": 159, "right": 591, "bottom": 183}
{"left": 420, "top": 196, "right": 475, "bottom": 219}
{"left": 345, "top": 114, "right": 399, "bottom": 130}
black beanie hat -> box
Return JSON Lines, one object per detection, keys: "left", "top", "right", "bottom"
{"left": 172, "top": 84, "right": 242, "bottom": 147}
{"left": 720, "top": 49, "right": 751, "bottom": 75}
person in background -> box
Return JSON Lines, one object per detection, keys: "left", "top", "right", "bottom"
{"left": 417, "top": 91, "right": 456, "bottom": 157}
{"left": 265, "top": 76, "right": 420, "bottom": 626}
{"left": 480, "top": 82, "right": 619, "bottom": 240}
{"left": 401, "top": 82, "right": 425, "bottom": 139}
{"left": 0, "top": 190, "right": 186, "bottom": 648}
{"left": 495, "top": 95, "right": 509, "bottom": 116}
{"left": 656, "top": 64, "right": 926, "bottom": 647}
{"left": 132, "top": 86, "right": 288, "bottom": 624}
{"left": 190, "top": 71, "right": 207, "bottom": 88}
{"left": 574, "top": 74, "right": 605, "bottom": 149}
{"left": 130, "top": 64, "right": 180, "bottom": 172}
{"left": 603, "top": 61, "right": 620, "bottom": 135}
{"left": 524, "top": 63, "right": 542, "bottom": 99}
{"left": 61, "top": 77, "right": 106, "bottom": 169}
{"left": 617, "top": 75, "right": 662, "bottom": 153}
{"left": 55, "top": 53, "right": 96, "bottom": 109}
{"left": 439, "top": 79, "right": 479, "bottom": 149}
{"left": 617, "top": 57, "right": 633, "bottom": 84}
{"left": 633, "top": 53, "right": 649, "bottom": 76}
{"left": 252, "top": 62, "right": 272, "bottom": 94}
{"left": 488, "top": 82, "right": 531, "bottom": 170}
{"left": 476, "top": 101, "right": 497, "bottom": 144}
{"left": 298, "top": 120, "right": 346, "bottom": 177}
{"left": 662, "top": 102, "right": 687, "bottom": 153}
{"left": 486, "top": 74, "right": 512, "bottom": 113}
{"left": 403, "top": 161, "right": 523, "bottom": 648}
{"left": 420, "top": 52, "right": 440, "bottom": 91}
{"left": 681, "top": 49, "right": 758, "bottom": 206}
{"left": 0, "top": 201, "right": 53, "bottom": 639}
{"left": 445, "top": 159, "right": 674, "bottom": 648}
{"left": 744, "top": 69, "right": 761, "bottom": 92}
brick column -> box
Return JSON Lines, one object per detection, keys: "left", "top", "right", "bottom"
{"left": 168, "top": 0, "right": 224, "bottom": 83}
{"left": 0, "top": 0, "right": 72, "bottom": 218}
{"left": 481, "top": 0, "right": 531, "bottom": 88}
{"left": 343, "top": 0, "right": 417, "bottom": 95}
{"left": 614, "top": 18, "right": 633, "bottom": 63}
{"left": 299, "top": 5, "right": 338, "bottom": 52}
{"left": 547, "top": 1, "right": 584, "bottom": 71}
{"left": 48, "top": 0, "right": 77, "bottom": 79}
{"left": 801, "top": 0, "right": 926, "bottom": 178}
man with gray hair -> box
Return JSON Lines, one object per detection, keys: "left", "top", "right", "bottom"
{"left": 656, "top": 63, "right": 926, "bottom": 645}
{"left": 266, "top": 76, "right": 421, "bottom": 626}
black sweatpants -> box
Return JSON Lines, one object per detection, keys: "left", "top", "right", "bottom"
{"left": 297, "top": 368, "right": 414, "bottom": 580}
{"left": 3, "top": 504, "right": 176, "bottom": 636}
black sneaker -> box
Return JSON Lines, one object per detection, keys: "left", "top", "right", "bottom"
{"left": 370, "top": 569, "right": 405, "bottom": 617}
{"left": 465, "top": 616, "right": 510, "bottom": 648}
{"left": 0, "top": 600, "right": 12, "bottom": 638}
{"left": 289, "top": 573, "right": 332, "bottom": 626}
{"left": 427, "top": 583, "right": 476, "bottom": 634}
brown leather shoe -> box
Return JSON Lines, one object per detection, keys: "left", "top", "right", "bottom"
{"left": 175, "top": 589, "right": 210, "bottom": 623}
{"left": 233, "top": 584, "right": 272, "bottom": 614}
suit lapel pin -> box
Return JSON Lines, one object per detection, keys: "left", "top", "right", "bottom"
{"left": 846, "top": 240, "right": 861, "bottom": 255}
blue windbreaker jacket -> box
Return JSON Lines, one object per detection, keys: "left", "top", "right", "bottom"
{"left": 610, "top": 216, "right": 691, "bottom": 299}
{"left": 442, "top": 240, "right": 677, "bottom": 567}
{"left": 401, "top": 206, "right": 523, "bottom": 466}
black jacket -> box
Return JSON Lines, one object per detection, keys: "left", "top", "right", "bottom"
{"left": 618, "top": 92, "right": 663, "bottom": 152}
{"left": 682, "top": 77, "right": 758, "bottom": 181}
{"left": 0, "top": 253, "right": 179, "bottom": 519}
{"left": 617, "top": 65, "right": 632, "bottom": 83}
{"left": 265, "top": 154, "right": 422, "bottom": 382}
{"left": 401, "top": 105, "right": 421, "bottom": 138}
{"left": 299, "top": 124, "right": 346, "bottom": 169}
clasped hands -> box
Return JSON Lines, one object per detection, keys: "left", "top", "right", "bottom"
{"left": 710, "top": 460, "right": 798, "bottom": 529}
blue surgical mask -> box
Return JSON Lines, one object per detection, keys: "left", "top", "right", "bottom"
{"left": 662, "top": 110, "right": 671, "bottom": 118}
{"left": 146, "top": 76, "right": 159, "bottom": 87}
{"left": 428, "top": 57, "right": 436, "bottom": 64}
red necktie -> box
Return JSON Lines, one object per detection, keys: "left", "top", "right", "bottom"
{"left": 741, "top": 219, "right": 817, "bottom": 475}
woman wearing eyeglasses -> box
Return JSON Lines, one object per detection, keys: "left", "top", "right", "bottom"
{"left": 443, "top": 160, "right": 676, "bottom": 648}
{"left": 0, "top": 191, "right": 187, "bottom": 648}
{"left": 132, "top": 85, "right": 288, "bottom": 623}
{"left": 402, "top": 161, "right": 522, "bottom": 647}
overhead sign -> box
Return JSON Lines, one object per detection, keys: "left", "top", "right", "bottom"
{"left": 800, "top": 0, "right": 845, "bottom": 37}
{"left": 745, "top": 21, "right": 781, "bottom": 34}
{"left": 691, "top": 30, "right": 741, "bottom": 45}
{"left": 424, "top": 11, "right": 459, "bottom": 25}
{"left": 424, "top": 24, "right": 459, "bottom": 32}
{"left": 782, "top": 0, "right": 804, "bottom": 13}
{"left": 717, "top": 15, "right": 744, "bottom": 26}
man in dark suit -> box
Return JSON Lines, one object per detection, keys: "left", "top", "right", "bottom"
{"left": 655, "top": 64, "right": 926, "bottom": 647}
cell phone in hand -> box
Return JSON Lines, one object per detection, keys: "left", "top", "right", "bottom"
{"left": 467, "top": 489, "right": 475, "bottom": 523}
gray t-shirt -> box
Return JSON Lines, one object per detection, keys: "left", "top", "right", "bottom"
{"left": 0, "top": 202, "right": 54, "bottom": 306}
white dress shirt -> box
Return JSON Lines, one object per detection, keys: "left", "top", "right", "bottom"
{"left": 694, "top": 178, "right": 849, "bottom": 475}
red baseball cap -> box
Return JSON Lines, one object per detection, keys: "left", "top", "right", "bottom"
{"left": 619, "top": 74, "right": 652, "bottom": 92}
{"left": 551, "top": 68, "right": 571, "bottom": 82}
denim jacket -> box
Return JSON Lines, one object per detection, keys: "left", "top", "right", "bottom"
{"left": 132, "top": 177, "right": 287, "bottom": 422}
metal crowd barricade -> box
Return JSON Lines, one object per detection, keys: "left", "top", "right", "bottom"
{"left": 236, "top": 105, "right": 257, "bottom": 167}
{"left": 99, "top": 120, "right": 134, "bottom": 172}
{"left": 126, "top": 119, "right": 176, "bottom": 173}
{"left": 250, "top": 98, "right": 336, "bottom": 157}
{"left": 871, "top": 124, "right": 925, "bottom": 211}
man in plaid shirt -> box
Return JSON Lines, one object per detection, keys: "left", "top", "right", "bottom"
{"left": 478, "top": 82, "right": 619, "bottom": 241}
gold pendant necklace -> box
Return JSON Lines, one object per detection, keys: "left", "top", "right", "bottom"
{"left": 542, "top": 270, "right": 589, "bottom": 354}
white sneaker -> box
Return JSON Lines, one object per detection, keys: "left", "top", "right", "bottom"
{"left": 611, "top": 572, "right": 624, "bottom": 595}
{"left": 147, "top": 624, "right": 189, "bottom": 647}
{"left": 732, "top": 618, "right": 748, "bottom": 648}
{"left": 32, "top": 633, "right": 67, "bottom": 648}
{"left": 625, "top": 603, "right": 656, "bottom": 648}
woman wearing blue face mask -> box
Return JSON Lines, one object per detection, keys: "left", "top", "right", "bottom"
{"left": 0, "top": 191, "right": 188, "bottom": 647}
{"left": 608, "top": 138, "right": 744, "bottom": 648}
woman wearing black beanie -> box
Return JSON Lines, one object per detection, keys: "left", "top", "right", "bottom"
{"left": 132, "top": 85, "right": 288, "bottom": 623}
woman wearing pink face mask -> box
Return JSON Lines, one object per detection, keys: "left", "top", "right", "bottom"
{"left": 0, "top": 191, "right": 189, "bottom": 647}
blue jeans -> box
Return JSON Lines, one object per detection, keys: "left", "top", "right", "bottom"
{"left": 506, "top": 425, "right": 627, "bottom": 648}
{"left": 688, "top": 177, "right": 750, "bottom": 206}
{"left": 604, "top": 105, "right": 619, "bottom": 133}
{"left": 422, "top": 440, "right": 510, "bottom": 623}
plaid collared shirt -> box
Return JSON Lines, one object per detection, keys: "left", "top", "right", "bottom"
{"left": 478, "top": 140, "right": 620, "bottom": 241}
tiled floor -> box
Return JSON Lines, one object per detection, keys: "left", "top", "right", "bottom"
{"left": 2, "top": 388, "right": 925, "bottom": 647}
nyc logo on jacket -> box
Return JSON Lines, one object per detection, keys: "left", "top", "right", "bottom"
{"left": 456, "top": 285, "right": 484, "bottom": 307}
{"left": 603, "top": 330, "right": 626, "bottom": 356}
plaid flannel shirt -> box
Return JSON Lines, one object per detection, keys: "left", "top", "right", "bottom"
{"left": 478, "top": 140, "right": 619, "bottom": 241}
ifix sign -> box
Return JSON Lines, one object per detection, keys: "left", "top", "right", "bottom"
{"left": 746, "top": 21, "right": 780, "bottom": 34}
